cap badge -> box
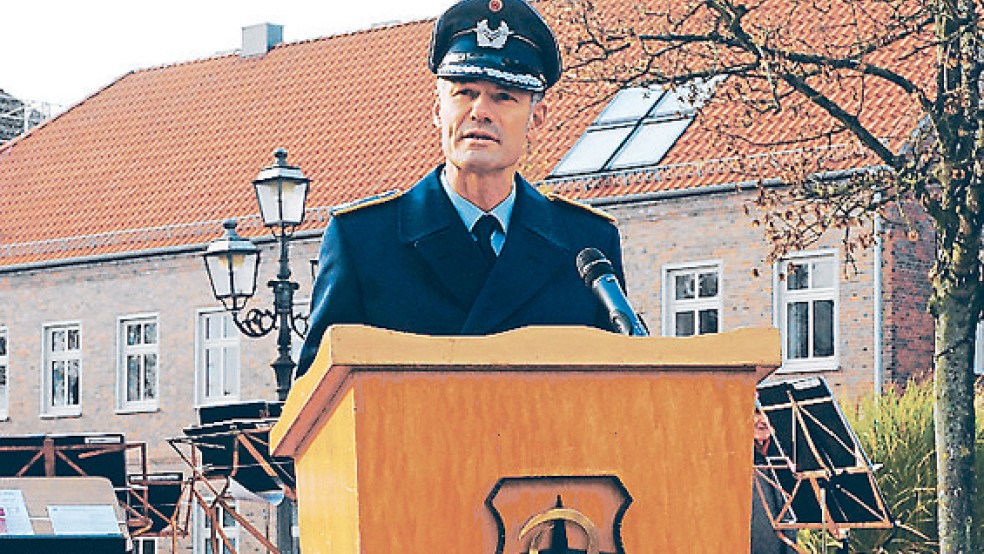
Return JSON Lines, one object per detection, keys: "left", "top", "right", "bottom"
{"left": 488, "top": 0, "right": 503, "bottom": 12}
{"left": 476, "top": 19, "right": 511, "bottom": 49}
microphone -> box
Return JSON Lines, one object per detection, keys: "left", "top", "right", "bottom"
{"left": 576, "top": 247, "right": 649, "bottom": 336}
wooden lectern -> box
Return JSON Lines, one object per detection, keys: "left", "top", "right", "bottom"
{"left": 271, "top": 325, "right": 779, "bottom": 553}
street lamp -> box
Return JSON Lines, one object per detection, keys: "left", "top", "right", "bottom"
{"left": 203, "top": 220, "right": 260, "bottom": 313}
{"left": 203, "top": 148, "right": 311, "bottom": 402}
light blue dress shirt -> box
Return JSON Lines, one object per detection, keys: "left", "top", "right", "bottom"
{"left": 440, "top": 170, "right": 514, "bottom": 256}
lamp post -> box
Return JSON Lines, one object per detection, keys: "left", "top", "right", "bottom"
{"left": 203, "top": 147, "right": 311, "bottom": 401}
{"left": 203, "top": 149, "right": 310, "bottom": 554}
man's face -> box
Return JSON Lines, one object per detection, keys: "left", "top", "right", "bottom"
{"left": 753, "top": 412, "right": 773, "bottom": 443}
{"left": 433, "top": 79, "right": 546, "bottom": 177}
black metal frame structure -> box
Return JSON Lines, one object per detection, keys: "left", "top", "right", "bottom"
{"left": 168, "top": 413, "right": 296, "bottom": 554}
{"left": 754, "top": 377, "right": 894, "bottom": 548}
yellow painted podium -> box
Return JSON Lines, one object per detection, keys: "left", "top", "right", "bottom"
{"left": 271, "top": 325, "right": 780, "bottom": 553}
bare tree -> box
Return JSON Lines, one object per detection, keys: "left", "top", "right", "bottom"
{"left": 545, "top": 0, "right": 982, "bottom": 551}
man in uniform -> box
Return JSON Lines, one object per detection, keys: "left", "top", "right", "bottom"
{"left": 296, "top": 0, "right": 626, "bottom": 376}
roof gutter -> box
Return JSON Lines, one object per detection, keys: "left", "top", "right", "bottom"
{"left": 584, "top": 178, "right": 780, "bottom": 207}
{"left": 577, "top": 167, "right": 881, "bottom": 208}
{"left": 0, "top": 228, "right": 325, "bottom": 275}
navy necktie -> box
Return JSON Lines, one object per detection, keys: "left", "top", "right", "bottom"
{"left": 472, "top": 214, "right": 501, "bottom": 264}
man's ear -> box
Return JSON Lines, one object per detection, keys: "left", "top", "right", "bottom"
{"left": 527, "top": 101, "right": 548, "bottom": 137}
{"left": 432, "top": 97, "right": 442, "bottom": 128}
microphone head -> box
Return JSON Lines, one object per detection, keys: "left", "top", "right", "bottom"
{"left": 576, "top": 247, "right": 614, "bottom": 286}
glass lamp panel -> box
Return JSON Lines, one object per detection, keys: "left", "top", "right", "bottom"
{"left": 610, "top": 118, "right": 692, "bottom": 169}
{"left": 204, "top": 255, "right": 233, "bottom": 298}
{"left": 551, "top": 126, "right": 634, "bottom": 176}
{"left": 279, "top": 180, "right": 309, "bottom": 226}
{"left": 205, "top": 251, "right": 259, "bottom": 301}
{"left": 255, "top": 181, "right": 282, "bottom": 226}
{"left": 255, "top": 180, "right": 308, "bottom": 227}
{"left": 232, "top": 252, "right": 259, "bottom": 298}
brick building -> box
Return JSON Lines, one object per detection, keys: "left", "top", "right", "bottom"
{"left": 0, "top": 1, "right": 943, "bottom": 553}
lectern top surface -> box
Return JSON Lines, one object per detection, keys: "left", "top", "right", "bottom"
{"left": 313, "top": 324, "right": 780, "bottom": 370}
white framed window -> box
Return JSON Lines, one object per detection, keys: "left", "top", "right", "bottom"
{"left": 133, "top": 537, "right": 158, "bottom": 554}
{"left": 42, "top": 322, "right": 82, "bottom": 417}
{"left": 662, "top": 261, "right": 723, "bottom": 337}
{"left": 0, "top": 327, "right": 8, "bottom": 420}
{"left": 775, "top": 250, "right": 839, "bottom": 372}
{"left": 194, "top": 500, "right": 240, "bottom": 554}
{"left": 550, "top": 78, "right": 720, "bottom": 177}
{"left": 196, "top": 310, "right": 240, "bottom": 406}
{"left": 118, "top": 315, "right": 159, "bottom": 412}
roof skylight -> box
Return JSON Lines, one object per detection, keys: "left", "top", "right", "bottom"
{"left": 550, "top": 78, "right": 720, "bottom": 178}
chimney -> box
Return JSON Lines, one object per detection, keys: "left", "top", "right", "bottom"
{"left": 241, "top": 23, "right": 283, "bottom": 58}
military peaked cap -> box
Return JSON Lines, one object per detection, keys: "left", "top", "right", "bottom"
{"left": 428, "top": 0, "right": 562, "bottom": 92}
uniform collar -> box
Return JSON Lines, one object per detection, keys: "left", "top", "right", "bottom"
{"left": 439, "top": 168, "right": 515, "bottom": 235}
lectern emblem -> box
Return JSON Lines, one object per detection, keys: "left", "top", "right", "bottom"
{"left": 486, "top": 475, "right": 632, "bottom": 554}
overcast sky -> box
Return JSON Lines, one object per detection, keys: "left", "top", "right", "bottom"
{"left": 2, "top": 0, "right": 455, "bottom": 110}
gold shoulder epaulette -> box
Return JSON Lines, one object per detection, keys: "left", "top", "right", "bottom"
{"left": 545, "top": 192, "right": 616, "bottom": 223}
{"left": 331, "top": 189, "right": 403, "bottom": 216}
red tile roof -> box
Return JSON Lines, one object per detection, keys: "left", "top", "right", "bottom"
{"left": 0, "top": 0, "right": 931, "bottom": 267}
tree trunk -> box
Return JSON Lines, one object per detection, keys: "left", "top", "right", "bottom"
{"left": 933, "top": 267, "right": 979, "bottom": 553}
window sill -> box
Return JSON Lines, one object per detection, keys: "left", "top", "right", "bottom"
{"left": 777, "top": 360, "right": 840, "bottom": 374}
{"left": 116, "top": 404, "right": 160, "bottom": 415}
{"left": 40, "top": 410, "right": 82, "bottom": 419}
{"left": 195, "top": 397, "right": 241, "bottom": 409}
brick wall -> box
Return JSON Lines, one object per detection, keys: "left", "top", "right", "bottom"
{"left": 880, "top": 201, "right": 936, "bottom": 384}
{"left": 603, "top": 187, "right": 892, "bottom": 401}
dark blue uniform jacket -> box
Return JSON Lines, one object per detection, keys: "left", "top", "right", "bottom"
{"left": 296, "top": 166, "right": 625, "bottom": 376}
